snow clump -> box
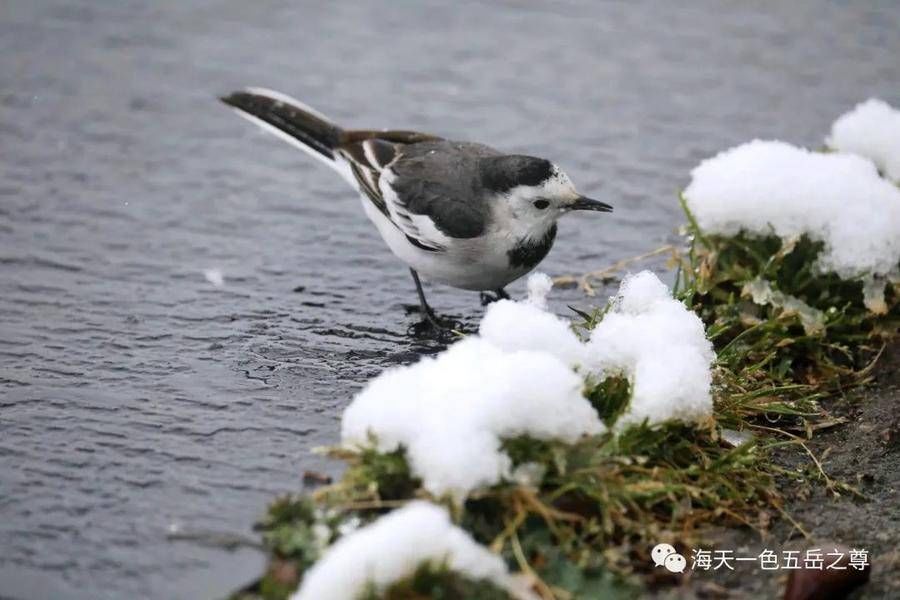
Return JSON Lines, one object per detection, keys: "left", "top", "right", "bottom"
{"left": 584, "top": 271, "right": 716, "bottom": 427}
{"left": 291, "top": 501, "right": 537, "bottom": 600}
{"left": 683, "top": 140, "right": 900, "bottom": 282}
{"left": 479, "top": 273, "right": 586, "bottom": 367}
{"left": 341, "top": 336, "right": 604, "bottom": 500}
{"left": 827, "top": 98, "right": 900, "bottom": 182}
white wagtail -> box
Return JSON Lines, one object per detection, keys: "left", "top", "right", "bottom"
{"left": 221, "top": 88, "right": 612, "bottom": 327}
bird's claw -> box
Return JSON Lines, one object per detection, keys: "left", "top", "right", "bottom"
{"left": 479, "top": 289, "right": 510, "bottom": 306}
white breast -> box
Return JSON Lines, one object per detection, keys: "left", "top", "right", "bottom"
{"left": 358, "top": 195, "right": 534, "bottom": 291}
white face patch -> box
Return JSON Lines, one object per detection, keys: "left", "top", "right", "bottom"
{"left": 496, "top": 165, "right": 579, "bottom": 237}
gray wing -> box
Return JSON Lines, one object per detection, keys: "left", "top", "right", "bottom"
{"left": 334, "top": 132, "right": 440, "bottom": 251}
{"left": 335, "top": 131, "right": 437, "bottom": 218}
{"left": 387, "top": 141, "right": 500, "bottom": 239}
{"left": 335, "top": 135, "right": 500, "bottom": 250}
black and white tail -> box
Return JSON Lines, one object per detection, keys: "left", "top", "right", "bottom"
{"left": 219, "top": 87, "right": 351, "bottom": 174}
{"left": 220, "top": 88, "right": 444, "bottom": 209}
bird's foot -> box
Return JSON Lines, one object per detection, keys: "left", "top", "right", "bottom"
{"left": 479, "top": 288, "right": 510, "bottom": 306}
{"left": 409, "top": 314, "right": 457, "bottom": 341}
{"left": 421, "top": 305, "right": 444, "bottom": 329}
{"left": 404, "top": 305, "right": 462, "bottom": 341}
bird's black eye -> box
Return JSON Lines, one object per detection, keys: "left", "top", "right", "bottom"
{"left": 533, "top": 199, "right": 550, "bottom": 210}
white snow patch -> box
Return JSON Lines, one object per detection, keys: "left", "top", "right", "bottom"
{"left": 203, "top": 268, "right": 225, "bottom": 287}
{"left": 291, "top": 501, "right": 537, "bottom": 600}
{"left": 584, "top": 271, "right": 715, "bottom": 427}
{"left": 479, "top": 298, "right": 585, "bottom": 370}
{"left": 827, "top": 98, "right": 900, "bottom": 182}
{"left": 683, "top": 140, "right": 900, "bottom": 281}
{"left": 341, "top": 337, "right": 604, "bottom": 499}
{"left": 526, "top": 271, "right": 554, "bottom": 309}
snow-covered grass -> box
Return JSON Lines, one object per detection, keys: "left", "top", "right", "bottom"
{"left": 239, "top": 276, "right": 781, "bottom": 599}
{"left": 341, "top": 334, "right": 604, "bottom": 500}
{"left": 827, "top": 98, "right": 900, "bottom": 183}
{"left": 341, "top": 271, "right": 718, "bottom": 502}
{"left": 584, "top": 271, "right": 715, "bottom": 427}
{"left": 679, "top": 135, "right": 899, "bottom": 389}
{"left": 683, "top": 139, "right": 900, "bottom": 283}
{"left": 482, "top": 271, "right": 715, "bottom": 427}
{"left": 232, "top": 99, "right": 898, "bottom": 600}
{"left": 236, "top": 276, "right": 816, "bottom": 600}
{"left": 291, "top": 501, "right": 535, "bottom": 600}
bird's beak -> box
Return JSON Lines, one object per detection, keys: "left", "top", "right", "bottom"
{"left": 569, "top": 195, "right": 613, "bottom": 212}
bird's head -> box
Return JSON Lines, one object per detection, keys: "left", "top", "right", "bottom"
{"left": 480, "top": 155, "right": 611, "bottom": 234}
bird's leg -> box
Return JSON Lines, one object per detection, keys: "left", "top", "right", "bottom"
{"left": 479, "top": 288, "right": 510, "bottom": 306}
{"left": 409, "top": 269, "right": 443, "bottom": 329}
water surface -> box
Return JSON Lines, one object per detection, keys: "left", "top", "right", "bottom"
{"left": 1, "top": 1, "right": 898, "bottom": 598}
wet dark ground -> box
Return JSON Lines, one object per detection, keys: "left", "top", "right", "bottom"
{"left": 1, "top": 1, "right": 898, "bottom": 598}
{"left": 664, "top": 346, "right": 900, "bottom": 600}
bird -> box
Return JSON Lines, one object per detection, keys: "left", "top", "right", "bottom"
{"left": 220, "top": 88, "right": 612, "bottom": 329}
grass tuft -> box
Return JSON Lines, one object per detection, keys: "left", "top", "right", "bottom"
{"left": 362, "top": 561, "right": 516, "bottom": 600}
{"left": 675, "top": 193, "right": 897, "bottom": 388}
